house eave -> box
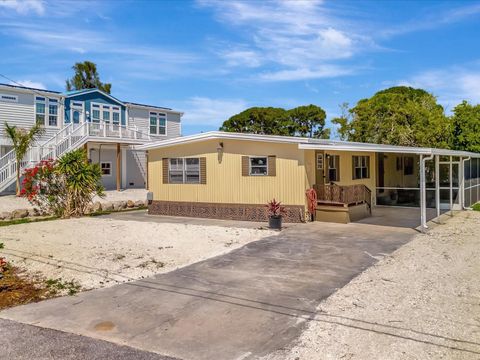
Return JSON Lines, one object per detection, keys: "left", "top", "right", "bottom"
{"left": 136, "top": 130, "right": 480, "bottom": 158}
{"left": 125, "top": 102, "right": 183, "bottom": 115}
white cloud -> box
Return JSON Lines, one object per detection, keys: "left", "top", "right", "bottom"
{"left": 398, "top": 64, "right": 480, "bottom": 110}
{"left": 259, "top": 65, "right": 353, "bottom": 81}
{"left": 381, "top": 3, "right": 480, "bottom": 37}
{"left": 220, "top": 48, "right": 263, "bottom": 68}
{"left": 198, "top": 0, "right": 372, "bottom": 81}
{"left": 1, "top": 22, "right": 199, "bottom": 79}
{"left": 0, "top": 0, "right": 45, "bottom": 15}
{"left": 10, "top": 79, "right": 46, "bottom": 89}
{"left": 180, "top": 97, "right": 249, "bottom": 126}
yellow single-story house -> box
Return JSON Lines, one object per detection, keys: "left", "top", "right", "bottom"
{"left": 136, "top": 131, "right": 480, "bottom": 230}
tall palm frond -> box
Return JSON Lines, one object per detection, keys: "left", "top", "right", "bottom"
{"left": 3, "top": 122, "right": 44, "bottom": 195}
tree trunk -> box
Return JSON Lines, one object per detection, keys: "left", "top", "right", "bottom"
{"left": 15, "top": 161, "right": 20, "bottom": 196}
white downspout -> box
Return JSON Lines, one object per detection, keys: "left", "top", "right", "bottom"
{"left": 420, "top": 154, "right": 434, "bottom": 232}
{"left": 461, "top": 156, "right": 471, "bottom": 209}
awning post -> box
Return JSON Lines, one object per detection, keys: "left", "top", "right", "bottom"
{"left": 420, "top": 154, "right": 434, "bottom": 232}
{"left": 449, "top": 156, "right": 453, "bottom": 216}
{"left": 461, "top": 156, "right": 471, "bottom": 209}
{"left": 435, "top": 155, "right": 440, "bottom": 217}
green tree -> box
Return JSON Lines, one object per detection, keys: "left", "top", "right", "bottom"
{"left": 451, "top": 101, "right": 480, "bottom": 153}
{"left": 56, "top": 149, "right": 104, "bottom": 216}
{"left": 65, "top": 61, "right": 112, "bottom": 94}
{"left": 333, "top": 87, "right": 451, "bottom": 147}
{"left": 4, "top": 122, "right": 44, "bottom": 196}
{"left": 331, "top": 103, "right": 351, "bottom": 141}
{"left": 219, "top": 107, "right": 291, "bottom": 135}
{"left": 220, "top": 105, "right": 330, "bottom": 137}
{"left": 288, "top": 104, "right": 329, "bottom": 138}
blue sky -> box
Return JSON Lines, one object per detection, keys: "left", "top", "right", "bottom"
{"left": 1, "top": 0, "right": 480, "bottom": 136}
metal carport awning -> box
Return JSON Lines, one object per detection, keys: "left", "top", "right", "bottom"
{"left": 298, "top": 143, "right": 480, "bottom": 232}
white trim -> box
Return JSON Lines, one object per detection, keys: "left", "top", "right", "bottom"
{"left": 90, "top": 102, "right": 121, "bottom": 125}
{"left": 122, "top": 148, "right": 127, "bottom": 188}
{"left": 70, "top": 101, "right": 85, "bottom": 124}
{"left": 168, "top": 157, "right": 201, "bottom": 184}
{"left": 0, "top": 84, "right": 62, "bottom": 99}
{"left": 352, "top": 155, "right": 369, "bottom": 180}
{"left": 66, "top": 89, "right": 124, "bottom": 107}
{"left": 135, "top": 130, "right": 480, "bottom": 158}
{"left": 35, "top": 96, "right": 60, "bottom": 129}
{"left": 100, "top": 161, "right": 112, "bottom": 177}
{"left": 136, "top": 131, "right": 312, "bottom": 150}
{"left": 149, "top": 112, "right": 167, "bottom": 137}
{"left": 248, "top": 156, "right": 268, "bottom": 176}
{"left": 316, "top": 153, "right": 323, "bottom": 169}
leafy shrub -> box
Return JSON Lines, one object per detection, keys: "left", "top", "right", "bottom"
{"left": 21, "top": 149, "right": 104, "bottom": 218}
{"left": 265, "top": 199, "right": 286, "bottom": 217}
{"left": 472, "top": 203, "right": 480, "bottom": 211}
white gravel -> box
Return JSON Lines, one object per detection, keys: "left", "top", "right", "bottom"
{"left": 0, "top": 216, "right": 276, "bottom": 290}
{"left": 263, "top": 210, "right": 480, "bottom": 360}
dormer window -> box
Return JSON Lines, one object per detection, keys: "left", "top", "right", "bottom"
{"left": 149, "top": 112, "right": 166, "bottom": 135}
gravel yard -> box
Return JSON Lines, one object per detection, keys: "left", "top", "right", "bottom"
{"left": 0, "top": 215, "right": 275, "bottom": 290}
{"left": 0, "top": 189, "right": 148, "bottom": 214}
{"left": 263, "top": 210, "right": 480, "bottom": 360}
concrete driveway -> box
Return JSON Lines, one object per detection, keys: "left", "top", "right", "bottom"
{"left": 0, "top": 220, "right": 415, "bottom": 360}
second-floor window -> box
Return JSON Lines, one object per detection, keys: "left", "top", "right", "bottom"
{"left": 35, "top": 97, "right": 58, "bottom": 127}
{"left": 91, "top": 103, "right": 121, "bottom": 124}
{"left": 149, "top": 112, "right": 166, "bottom": 135}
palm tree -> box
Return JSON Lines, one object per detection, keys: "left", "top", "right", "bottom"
{"left": 4, "top": 122, "right": 44, "bottom": 196}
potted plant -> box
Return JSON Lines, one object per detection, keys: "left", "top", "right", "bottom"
{"left": 266, "top": 199, "right": 286, "bottom": 230}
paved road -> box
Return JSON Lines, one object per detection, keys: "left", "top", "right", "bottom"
{"left": 0, "top": 221, "right": 414, "bottom": 360}
{"left": 0, "top": 318, "right": 176, "bottom": 360}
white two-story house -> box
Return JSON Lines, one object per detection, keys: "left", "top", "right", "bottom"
{"left": 0, "top": 83, "right": 183, "bottom": 194}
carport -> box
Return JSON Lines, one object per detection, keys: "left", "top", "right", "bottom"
{"left": 299, "top": 141, "right": 480, "bottom": 232}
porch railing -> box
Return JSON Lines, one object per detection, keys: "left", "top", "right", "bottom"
{"left": 313, "top": 183, "right": 372, "bottom": 211}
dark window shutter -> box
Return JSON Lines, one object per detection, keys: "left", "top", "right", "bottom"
{"left": 162, "top": 158, "right": 169, "bottom": 184}
{"left": 200, "top": 157, "right": 207, "bottom": 184}
{"left": 352, "top": 156, "right": 356, "bottom": 180}
{"left": 242, "top": 156, "right": 249, "bottom": 176}
{"left": 336, "top": 155, "right": 340, "bottom": 181}
{"left": 268, "top": 155, "right": 276, "bottom": 176}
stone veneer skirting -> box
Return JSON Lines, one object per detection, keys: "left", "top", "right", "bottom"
{"left": 148, "top": 200, "right": 305, "bottom": 223}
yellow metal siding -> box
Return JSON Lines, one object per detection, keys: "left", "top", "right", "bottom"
{"left": 304, "top": 150, "right": 377, "bottom": 202}
{"left": 148, "top": 139, "right": 308, "bottom": 206}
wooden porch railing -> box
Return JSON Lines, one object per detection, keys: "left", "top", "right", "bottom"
{"left": 313, "top": 183, "right": 372, "bottom": 211}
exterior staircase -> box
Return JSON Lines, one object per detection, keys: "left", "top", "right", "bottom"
{"left": 0, "top": 122, "right": 151, "bottom": 193}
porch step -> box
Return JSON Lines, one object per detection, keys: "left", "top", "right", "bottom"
{"left": 315, "top": 203, "right": 370, "bottom": 224}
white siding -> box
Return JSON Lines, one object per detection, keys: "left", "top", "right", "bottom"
{"left": 128, "top": 106, "right": 181, "bottom": 140}
{"left": 0, "top": 89, "right": 64, "bottom": 145}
